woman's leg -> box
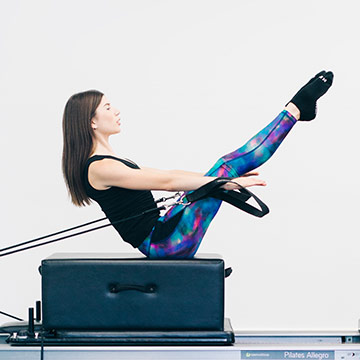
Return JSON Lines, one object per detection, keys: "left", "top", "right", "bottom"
{"left": 137, "top": 110, "right": 297, "bottom": 259}
{"left": 137, "top": 71, "right": 334, "bottom": 259}
{"left": 207, "top": 109, "right": 296, "bottom": 177}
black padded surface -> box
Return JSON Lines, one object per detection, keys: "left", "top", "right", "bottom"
{"left": 41, "top": 253, "right": 226, "bottom": 331}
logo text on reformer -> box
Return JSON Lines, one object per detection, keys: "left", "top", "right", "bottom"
{"left": 284, "top": 352, "right": 330, "bottom": 360}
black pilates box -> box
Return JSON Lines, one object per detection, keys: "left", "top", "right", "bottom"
{"left": 41, "top": 253, "right": 229, "bottom": 331}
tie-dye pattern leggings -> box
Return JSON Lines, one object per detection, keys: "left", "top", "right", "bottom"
{"left": 138, "top": 110, "right": 297, "bottom": 259}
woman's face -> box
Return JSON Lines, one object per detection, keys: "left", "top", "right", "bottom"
{"left": 91, "top": 96, "right": 121, "bottom": 136}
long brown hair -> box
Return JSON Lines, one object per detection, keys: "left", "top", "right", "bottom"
{"left": 62, "top": 90, "right": 104, "bottom": 206}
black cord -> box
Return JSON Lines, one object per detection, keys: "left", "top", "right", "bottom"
{"left": 0, "top": 310, "right": 24, "bottom": 322}
{"left": 0, "top": 206, "right": 165, "bottom": 258}
{"left": 0, "top": 193, "right": 179, "bottom": 256}
{"left": 0, "top": 217, "right": 107, "bottom": 254}
{"left": 0, "top": 179, "right": 268, "bottom": 258}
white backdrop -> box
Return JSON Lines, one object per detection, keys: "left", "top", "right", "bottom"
{"left": 1, "top": 0, "right": 359, "bottom": 331}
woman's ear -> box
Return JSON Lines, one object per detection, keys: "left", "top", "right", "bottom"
{"left": 91, "top": 120, "right": 97, "bottom": 130}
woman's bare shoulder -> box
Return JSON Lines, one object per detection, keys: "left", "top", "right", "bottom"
{"left": 88, "top": 156, "right": 128, "bottom": 173}
{"left": 88, "top": 157, "right": 130, "bottom": 190}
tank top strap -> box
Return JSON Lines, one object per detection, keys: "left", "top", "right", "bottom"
{"left": 86, "top": 155, "right": 140, "bottom": 169}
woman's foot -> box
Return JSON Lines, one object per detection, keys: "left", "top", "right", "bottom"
{"left": 287, "top": 70, "right": 334, "bottom": 121}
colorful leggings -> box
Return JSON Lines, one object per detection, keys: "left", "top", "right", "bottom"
{"left": 138, "top": 110, "right": 297, "bottom": 259}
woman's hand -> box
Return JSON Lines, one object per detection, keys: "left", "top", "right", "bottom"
{"left": 221, "top": 171, "right": 266, "bottom": 190}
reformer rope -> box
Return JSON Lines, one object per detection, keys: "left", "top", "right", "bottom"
{"left": 0, "top": 178, "right": 269, "bottom": 258}
{"left": 0, "top": 191, "right": 182, "bottom": 258}
{"left": 0, "top": 311, "right": 24, "bottom": 322}
{"left": 0, "top": 207, "right": 165, "bottom": 258}
{"left": 0, "top": 217, "right": 107, "bottom": 254}
{"left": 0, "top": 194, "right": 176, "bottom": 257}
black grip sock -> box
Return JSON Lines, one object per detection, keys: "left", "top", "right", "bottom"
{"left": 288, "top": 71, "right": 334, "bottom": 121}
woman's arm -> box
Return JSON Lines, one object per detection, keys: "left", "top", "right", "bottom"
{"left": 88, "top": 159, "right": 266, "bottom": 192}
{"left": 142, "top": 167, "right": 204, "bottom": 177}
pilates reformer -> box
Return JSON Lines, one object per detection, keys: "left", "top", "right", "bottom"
{"left": 3, "top": 178, "right": 360, "bottom": 359}
{"left": 0, "top": 178, "right": 268, "bottom": 349}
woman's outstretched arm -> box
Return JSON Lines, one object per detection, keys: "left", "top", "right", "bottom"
{"left": 88, "top": 158, "right": 266, "bottom": 192}
{"left": 142, "top": 168, "right": 204, "bottom": 177}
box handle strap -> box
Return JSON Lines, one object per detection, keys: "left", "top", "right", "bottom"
{"left": 109, "top": 283, "right": 157, "bottom": 294}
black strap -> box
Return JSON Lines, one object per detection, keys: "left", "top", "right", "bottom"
{"left": 184, "top": 177, "right": 269, "bottom": 218}
{"left": 0, "top": 178, "right": 269, "bottom": 257}
{"left": 184, "top": 177, "right": 232, "bottom": 202}
{"left": 212, "top": 188, "right": 269, "bottom": 217}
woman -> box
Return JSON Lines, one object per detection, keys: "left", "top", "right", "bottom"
{"left": 62, "top": 70, "right": 333, "bottom": 259}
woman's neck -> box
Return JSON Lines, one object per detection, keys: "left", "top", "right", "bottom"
{"left": 91, "top": 140, "right": 116, "bottom": 157}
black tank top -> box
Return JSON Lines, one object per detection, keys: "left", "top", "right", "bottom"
{"left": 83, "top": 155, "right": 160, "bottom": 248}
